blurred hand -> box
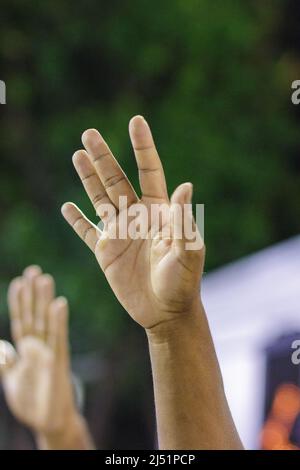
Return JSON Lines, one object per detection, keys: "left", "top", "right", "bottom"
{"left": 62, "top": 116, "right": 205, "bottom": 329}
{"left": 0, "top": 266, "right": 79, "bottom": 436}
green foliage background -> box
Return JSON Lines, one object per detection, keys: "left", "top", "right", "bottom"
{"left": 0, "top": 0, "right": 300, "bottom": 447}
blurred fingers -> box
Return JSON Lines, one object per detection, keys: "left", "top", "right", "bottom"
{"left": 0, "top": 340, "right": 17, "bottom": 375}
{"left": 34, "top": 274, "right": 55, "bottom": 340}
{"left": 7, "top": 277, "right": 23, "bottom": 343}
{"left": 48, "top": 297, "right": 69, "bottom": 364}
{"left": 21, "top": 265, "right": 42, "bottom": 336}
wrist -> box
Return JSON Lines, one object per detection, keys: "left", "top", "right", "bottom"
{"left": 36, "top": 411, "right": 93, "bottom": 450}
{"left": 145, "top": 297, "right": 204, "bottom": 344}
{"left": 146, "top": 296, "right": 225, "bottom": 392}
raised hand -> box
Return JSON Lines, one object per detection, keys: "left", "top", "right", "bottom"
{"left": 61, "top": 117, "right": 242, "bottom": 450}
{"left": 62, "top": 116, "right": 204, "bottom": 329}
{"left": 0, "top": 266, "right": 93, "bottom": 449}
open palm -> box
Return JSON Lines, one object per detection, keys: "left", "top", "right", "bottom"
{"left": 0, "top": 266, "right": 76, "bottom": 434}
{"left": 62, "top": 116, "right": 204, "bottom": 328}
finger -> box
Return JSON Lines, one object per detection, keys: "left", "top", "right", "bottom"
{"left": 0, "top": 340, "right": 17, "bottom": 375}
{"left": 48, "top": 297, "right": 69, "bottom": 364}
{"left": 170, "top": 183, "right": 204, "bottom": 256}
{"left": 72, "top": 149, "right": 114, "bottom": 222}
{"left": 61, "top": 202, "right": 100, "bottom": 252}
{"left": 82, "top": 128, "right": 138, "bottom": 209}
{"left": 7, "top": 277, "right": 23, "bottom": 343}
{"left": 21, "top": 265, "right": 42, "bottom": 336}
{"left": 34, "top": 274, "right": 55, "bottom": 341}
{"left": 129, "top": 116, "right": 168, "bottom": 200}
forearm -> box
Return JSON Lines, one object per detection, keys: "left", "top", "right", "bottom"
{"left": 36, "top": 413, "right": 95, "bottom": 450}
{"left": 146, "top": 300, "right": 243, "bottom": 450}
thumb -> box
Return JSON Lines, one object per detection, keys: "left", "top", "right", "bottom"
{"left": 0, "top": 340, "right": 17, "bottom": 376}
{"left": 170, "top": 182, "right": 193, "bottom": 207}
{"left": 170, "top": 182, "right": 204, "bottom": 255}
{"left": 170, "top": 182, "right": 193, "bottom": 250}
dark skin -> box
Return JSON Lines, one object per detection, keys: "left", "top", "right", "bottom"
{"left": 62, "top": 115, "right": 243, "bottom": 449}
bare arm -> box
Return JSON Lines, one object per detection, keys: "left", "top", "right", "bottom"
{"left": 61, "top": 116, "right": 243, "bottom": 449}
{"left": 147, "top": 301, "right": 243, "bottom": 449}
{"left": 36, "top": 413, "right": 94, "bottom": 450}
